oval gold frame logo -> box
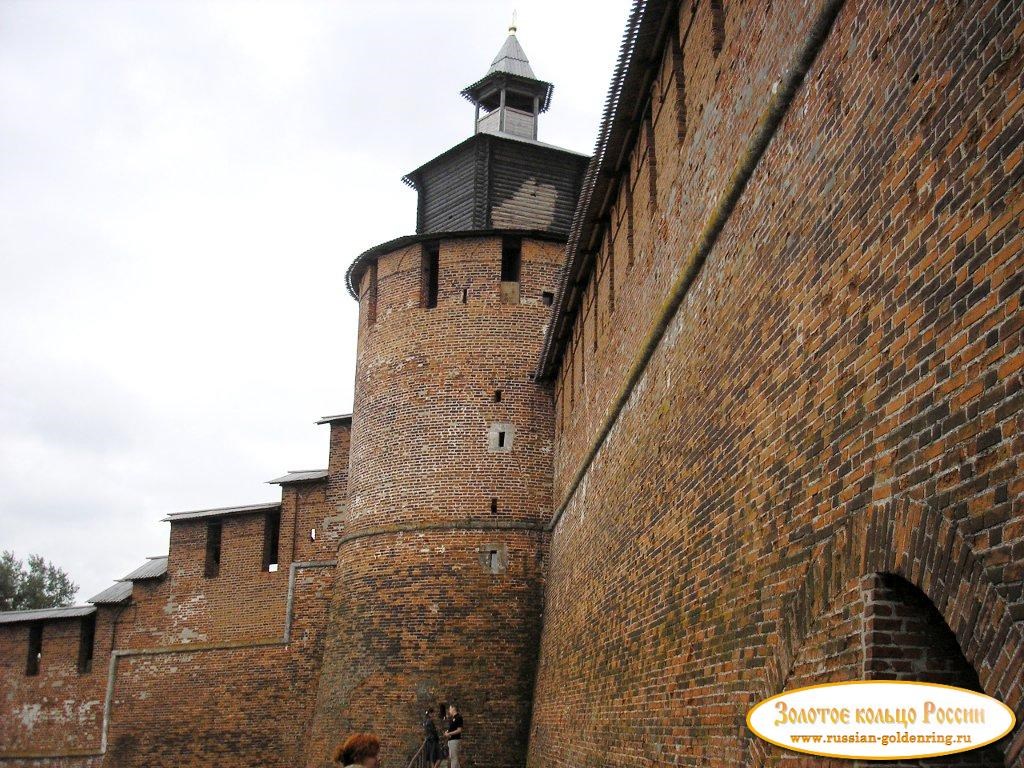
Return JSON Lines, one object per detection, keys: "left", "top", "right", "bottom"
{"left": 746, "top": 681, "right": 1016, "bottom": 760}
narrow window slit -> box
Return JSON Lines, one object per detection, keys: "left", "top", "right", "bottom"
{"left": 78, "top": 614, "right": 96, "bottom": 674}
{"left": 608, "top": 240, "right": 616, "bottom": 314}
{"left": 711, "top": 0, "right": 725, "bottom": 55}
{"left": 421, "top": 243, "right": 439, "bottom": 308}
{"left": 26, "top": 623, "right": 42, "bottom": 676}
{"left": 625, "top": 173, "right": 635, "bottom": 267}
{"left": 205, "top": 520, "right": 222, "bottom": 578}
{"left": 500, "top": 236, "right": 522, "bottom": 304}
{"left": 262, "top": 510, "right": 281, "bottom": 572}
{"left": 569, "top": 342, "right": 575, "bottom": 409}
{"left": 672, "top": 28, "right": 687, "bottom": 139}
{"left": 645, "top": 105, "right": 658, "bottom": 209}
{"left": 501, "top": 238, "right": 521, "bottom": 282}
{"left": 490, "top": 498, "right": 498, "bottom": 514}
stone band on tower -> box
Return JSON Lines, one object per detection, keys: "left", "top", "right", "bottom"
{"left": 306, "top": 30, "right": 587, "bottom": 767}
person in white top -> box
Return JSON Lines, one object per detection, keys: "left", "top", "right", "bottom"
{"left": 443, "top": 704, "right": 464, "bottom": 768}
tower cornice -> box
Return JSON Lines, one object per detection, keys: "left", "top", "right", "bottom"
{"left": 345, "top": 227, "right": 567, "bottom": 300}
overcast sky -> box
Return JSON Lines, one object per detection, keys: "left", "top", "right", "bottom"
{"left": 0, "top": 1, "right": 627, "bottom": 602}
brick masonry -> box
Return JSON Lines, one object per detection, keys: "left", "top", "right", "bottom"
{"left": 102, "top": 563, "right": 334, "bottom": 768}
{"left": 0, "top": 553, "right": 337, "bottom": 768}
{"left": 1, "top": 0, "right": 1022, "bottom": 766}
{"left": 0, "top": 616, "right": 109, "bottom": 759}
{"left": 529, "top": 0, "right": 1024, "bottom": 766}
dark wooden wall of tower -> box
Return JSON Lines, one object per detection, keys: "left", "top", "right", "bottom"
{"left": 409, "top": 134, "right": 588, "bottom": 236}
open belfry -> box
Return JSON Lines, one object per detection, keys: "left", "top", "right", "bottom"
{"left": 2, "top": 1, "right": 1023, "bottom": 767}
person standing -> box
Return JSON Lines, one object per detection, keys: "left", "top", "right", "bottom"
{"left": 443, "top": 704, "right": 463, "bottom": 768}
{"left": 438, "top": 703, "right": 450, "bottom": 763}
{"left": 422, "top": 709, "right": 442, "bottom": 768}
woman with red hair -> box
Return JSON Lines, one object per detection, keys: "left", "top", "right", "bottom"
{"left": 333, "top": 733, "right": 381, "bottom": 767}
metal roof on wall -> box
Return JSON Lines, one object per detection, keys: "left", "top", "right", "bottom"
{"left": 118, "top": 556, "right": 168, "bottom": 581}
{"left": 86, "top": 555, "right": 170, "bottom": 606}
{"left": 88, "top": 581, "right": 133, "bottom": 604}
{"left": 0, "top": 605, "right": 96, "bottom": 624}
{"left": 268, "top": 469, "right": 328, "bottom": 485}
{"left": 316, "top": 413, "right": 352, "bottom": 425}
{"left": 162, "top": 502, "right": 280, "bottom": 523}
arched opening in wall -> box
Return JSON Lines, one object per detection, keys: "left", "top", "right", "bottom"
{"left": 860, "top": 573, "right": 1005, "bottom": 767}
{"left": 768, "top": 572, "right": 1008, "bottom": 767}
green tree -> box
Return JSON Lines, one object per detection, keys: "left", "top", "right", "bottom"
{"left": 0, "top": 551, "right": 77, "bottom": 611}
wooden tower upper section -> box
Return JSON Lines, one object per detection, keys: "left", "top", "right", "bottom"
{"left": 400, "top": 28, "right": 589, "bottom": 238}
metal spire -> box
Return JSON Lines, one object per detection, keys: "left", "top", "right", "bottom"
{"left": 487, "top": 19, "right": 536, "bottom": 79}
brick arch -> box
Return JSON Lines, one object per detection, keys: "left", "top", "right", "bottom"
{"left": 746, "top": 496, "right": 1024, "bottom": 766}
{"left": 863, "top": 572, "right": 1005, "bottom": 767}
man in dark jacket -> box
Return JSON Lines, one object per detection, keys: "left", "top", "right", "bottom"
{"left": 443, "top": 704, "right": 463, "bottom": 768}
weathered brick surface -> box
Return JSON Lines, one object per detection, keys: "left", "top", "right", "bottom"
{"left": 307, "top": 529, "right": 546, "bottom": 768}
{"left": 530, "top": 0, "right": 1023, "bottom": 766}
{"left": 765, "top": 572, "right": 1006, "bottom": 767}
{"left": 345, "top": 237, "right": 560, "bottom": 532}
{"left": 0, "top": 615, "right": 111, "bottom": 757}
{"left": 326, "top": 421, "right": 352, "bottom": 511}
{"left": 857, "top": 573, "right": 1004, "bottom": 768}
{"left": 118, "top": 515, "right": 286, "bottom": 648}
{"left": 1, "top": 564, "right": 336, "bottom": 768}
{"left": 282, "top": 482, "right": 336, "bottom": 565}
{"left": 102, "top": 564, "right": 334, "bottom": 768}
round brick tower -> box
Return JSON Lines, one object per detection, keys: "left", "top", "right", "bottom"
{"left": 306, "top": 29, "right": 588, "bottom": 768}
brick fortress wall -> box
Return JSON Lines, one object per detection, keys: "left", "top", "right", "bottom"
{"left": 0, "top": 615, "right": 111, "bottom": 763}
{"left": 0, "top": 549, "right": 337, "bottom": 768}
{"left": 528, "top": 0, "right": 1024, "bottom": 766}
